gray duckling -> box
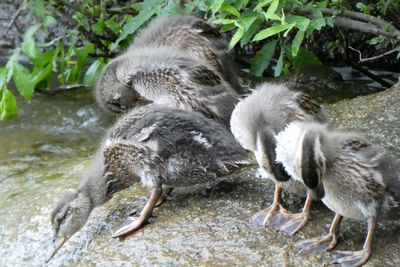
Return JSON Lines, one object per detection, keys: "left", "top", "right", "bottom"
{"left": 46, "top": 104, "right": 250, "bottom": 262}
{"left": 275, "top": 121, "right": 400, "bottom": 267}
{"left": 230, "top": 83, "right": 329, "bottom": 235}
{"left": 96, "top": 45, "right": 239, "bottom": 127}
{"left": 132, "top": 15, "right": 243, "bottom": 93}
{"left": 96, "top": 15, "right": 243, "bottom": 116}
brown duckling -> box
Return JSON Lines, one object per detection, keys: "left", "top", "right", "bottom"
{"left": 95, "top": 15, "right": 243, "bottom": 116}
{"left": 230, "top": 83, "right": 329, "bottom": 235}
{"left": 46, "top": 104, "right": 250, "bottom": 262}
{"left": 97, "top": 45, "right": 239, "bottom": 127}
{"left": 132, "top": 14, "right": 243, "bottom": 93}
{"left": 275, "top": 121, "right": 400, "bottom": 266}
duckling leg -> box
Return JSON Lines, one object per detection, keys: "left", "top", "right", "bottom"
{"left": 113, "top": 187, "right": 162, "bottom": 238}
{"left": 155, "top": 186, "right": 174, "bottom": 207}
{"left": 128, "top": 186, "right": 174, "bottom": 215}
{"left": 251, "top": 186, "right": 288, "bottom": 226}
{"left": 297, "top": 213, "right": 343, "bottom": 253}
{"left": 331, "top": 217, "right": 376, "bottom": 267}
{"left": 273, "top": 192, "right": 314, "bottom": 236}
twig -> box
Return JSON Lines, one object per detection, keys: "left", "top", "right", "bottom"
{"left": 346, "top": 59, "right": 392, "bottom": 88}
{"left": 89, "top": 52, "right": 118, "bottom": 58}
{"left": 333, "top": 16, "right": 400, "bottom": 40}
{"left": 348, "top": 46, "right": 400, "bottom": 63}
{"left": 2, "top": 0, "right": 27, "bottom": 37}
{"left": 292, "top": 7, "right": 400, "bottom": 40}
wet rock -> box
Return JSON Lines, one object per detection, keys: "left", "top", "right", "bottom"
{"left": 0, "top": 84, "right": 399, "bottom": 266}
{"left": 328, "top": 79, "right": 400, "bottom": 157}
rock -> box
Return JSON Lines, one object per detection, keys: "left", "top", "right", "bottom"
{"left": 328, "top": 79, "right": 400, "bottom": 157}
{"left": 0, "top": 84, "right": 399, "bottom": 266}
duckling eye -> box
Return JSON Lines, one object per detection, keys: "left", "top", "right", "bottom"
{"left": 53, "top": 206, "right": 71, "bottom": 234}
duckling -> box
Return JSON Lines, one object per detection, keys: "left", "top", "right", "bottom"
{"left": 275, "top": 121, "right": 400, "bottom": 266}
{"left": 132, "top": 15, "right": 243, "bottom": 94}
{"left": 97, "top": 45, "right": 239, "bottom": 127}
{"left": 46, "top": 104, "right": 250, "bottom": 262}
{"left": 96, "top": 15, "right": 244, "bottom": 115}
{"left": 230, "top": 83, "right": 329, "bottom": 235}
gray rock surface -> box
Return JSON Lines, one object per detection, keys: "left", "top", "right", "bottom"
{"left": 0, "top": 82, "right": 399, "bottom": 266}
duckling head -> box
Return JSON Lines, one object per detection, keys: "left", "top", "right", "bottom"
{"left": 46, "top": 190, "right": 93, "bottom": 263}
{"left": 299, "top": 127, "right": 327, "bottom": 200}
{"left": 96, "top": 59, "right": 146, "bottom": 113}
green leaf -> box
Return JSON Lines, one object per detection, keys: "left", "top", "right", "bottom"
{"left": 220, "top": 3, "right": 240, "bottom": 17}
{"left": 43, "top": 16, "right": 57, "bottom": 27}
{"left": 32, "top": 63, "right": 53, "bottom": 88}
{"left": 84, "top": 59, "right": 106, "bottom": 87}
{"left": 159, "top": 0, "right": 179, "bottom": 16}
{"left": 310, "top": 18, "right": 326, "bottom": 31}
{"left": 229, "top": 27, "right": 244, "bottom": 49}
{"left": 266, "top": 0, "right": 279, "bottom": 18}
{"left": 33, "top": 0, "right": 46, "bottom": 20}
{"left": 291, "top": 30, "right": 305, "bottom": 58}
{"left": 254, "top": 0, "right": 273, "bottom": 11}
{"left": 106, "top": 17, "right": 121, "bottom": 33}
{"left": 68, "top": 43, "right": 94, "bottom": 84}
{"left": 295, "top": 18, "right": 310, "bottom": 31}
{"left": 236, "top": 0, "right": 250, "bottom": 10}
{"left": 253, "top": 24, "right": 292, "bottom": 41}
{"left": 220, "top": 23, "right": 236, "bottom": 32}
{"left": 310, "top": 7, "right": 323, "bottom": 18}
{"left": 5, "top": 51, "right": 20, "bottom": 69}
{"left": 21, "top": 24, "right": 41, "bottom": 61}
{"left": 325, "top": 17, "right": 334, "bottom": 28}
{"left": 212, "top": 18, "right": 236, "bottom": 25}
{"left": 92, "top": 21, "right": 105, "bottom": 35}
{"left": 263, "top": 10, "right": 281, "bottom": 21}
{"left": 240, "top": 16, "right": 257, "bottom": 31}
{"left": 111, "top": 1, "right": 162, "bottom": 50}
{"left": 73, "top": 12, "right": 90, "bottom": 31}
{"left": 12, "top": 63, "right": 34, "bottom": 100}
{"left": 274, "top": 51, "right": 284, "bottom": 77}
{"left": 0, "top": 67, "right": 7, "bottom": 89}
{"left": 293, "top": 48, "right": 321, "bottom": 68}
{"left": 250, "top": 40, "right": 278, "bottom": 77}
{"left": 1, "top": 89, "right": 18, "bottom": 119}
{"left": 240, "top": 18, "right": 262, "bottom": 46}
{"left": 210, "top": 0, "right": 224, "bottom": 14}
{"left": 318, "top": 1, "right": 328, "bottom": 8}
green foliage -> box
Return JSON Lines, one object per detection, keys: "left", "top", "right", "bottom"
{"left": 0, "top": 0, "right": 399, "bottom": 119}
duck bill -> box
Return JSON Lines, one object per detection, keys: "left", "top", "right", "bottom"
{"left": 45, "top": 236, "right": 68, "bottom": 263}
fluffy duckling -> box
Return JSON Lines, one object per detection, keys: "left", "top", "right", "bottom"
{"left": 96, "top": 15, "right": 243, "bottom": 116}
{"left": 230, "top": 83, "right": 329, "bottom": 235}
{"left": 132, "top": 15, "right": 243, "bottom": 93}
{"left": 275, "top": 121, "right": 400, "bottom": 267}
{"left": 96, "top": 45, "right": 239, "bottom": 127}
{"left": 46, "top": 104, "right": 250, "bottom": 262}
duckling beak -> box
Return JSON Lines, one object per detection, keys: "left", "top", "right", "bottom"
{"left": 45, "top": 236, "right": 68, "bottom": 263}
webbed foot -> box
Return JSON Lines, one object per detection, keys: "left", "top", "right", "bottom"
{"left": 273, "top": 211, "right": 310, "bottom": 236}
{"left": 113, "top": 187, "right": 161, "bottom": 238}
{"left": 297, "top": 233, "right": 338, "bottom": 253}
{"left": 297, "top": 213, "right": 342, "bottom": 253}
{"left": 155, "top": 186, "right": 174, "bottom": 207}
{"left": 331, "top": 249, "right": 371, "bottom": 267}
{"left": 112, "top": 215, "right": 147, "bottom": 237}
{"left": 251, "top": 202, "right": 288, "bottom": 226}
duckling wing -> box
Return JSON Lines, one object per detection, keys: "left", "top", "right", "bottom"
{"left": 342, "top": 136, "right": 386, "bottom": 167}
{"left": 164, "top": 137, "right": 220, "bottom": 186}
{"left": 181, "top": 65, "right": 239, "bottom": 124}
{"left": 295, "top": 94, "right": 329, "bottom": 123}
{"left": 342, "top": 135, "right": 400, "bottom": 194}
